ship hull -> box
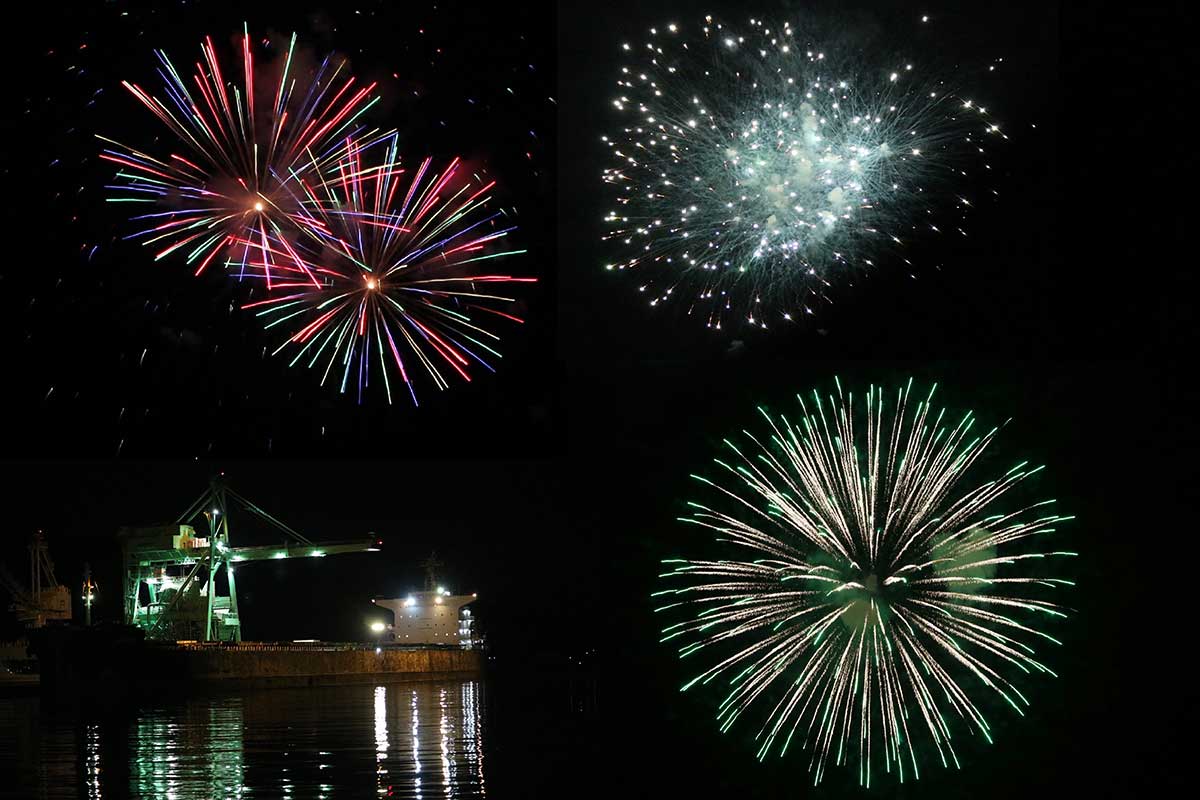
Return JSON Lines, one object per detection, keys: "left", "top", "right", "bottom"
{"left": 29, "top": 626, "right": 482, "bottom": 703}
{"left": 147, "top": 642, "right": 482, "bottom": 689}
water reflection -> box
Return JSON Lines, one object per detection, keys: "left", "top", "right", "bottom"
{"left": 132, "top": 698, "right": 245, "bottom": 799}
{"left": 372, "top": 681, "right": 487, "bottom": 799}
{"left": 84, "top": 722, "right": 101, "bottom": 800}
{"left": 0, "top": 680, "right": 487, "bottom": 799}
{"left": 375, "top": 685, "right": 389, "bottom": 793}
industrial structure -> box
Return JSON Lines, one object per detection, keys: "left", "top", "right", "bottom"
{"left": 19, "top": 481, "right": 492, "bottom": 699}
{"left": 119, "top": 477, "right": 380, "bottom": 641}
{"left": 371, "top": 554, "right": 477, "bottom": 647}
{"left": 0, "top": 531, "right": 71, "bottom": 628}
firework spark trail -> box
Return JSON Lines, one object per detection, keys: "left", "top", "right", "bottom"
{"left": 100, "top": 25, "right": 390, "bottom": 277}
{"left": 238, "top": 134, "right": 533, "bottom": 405}
{"left": 656, "top": 380, "right": 1074, "bottom": 786}
{"left": 602, "top": 17, "right": 1006, "bottom": 330}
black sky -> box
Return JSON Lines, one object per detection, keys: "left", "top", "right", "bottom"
{"left": 2, "top": 0, "right": 560, "bottom": 458}
{"left": 558, "top": 0, "right": 1063, "bottom": 365}
{"left": 0, "top": 0, "right": 1191, "bottom": 797}
{"left": 555, "top": 358, "right": 1182, "bottom": 797}
{"left": 0, "top": 357, "right": 1184, "bottom": 796}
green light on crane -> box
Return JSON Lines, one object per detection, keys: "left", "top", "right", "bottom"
{"left": 118, "top": 477, "right": 380, "bottom": 643}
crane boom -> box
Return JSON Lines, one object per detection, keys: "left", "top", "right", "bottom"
{"left": 123, "top": 537, "right": 379, "bottom": 568}
{"left": 229, "top": 539, "right": 380, "bottom": 563}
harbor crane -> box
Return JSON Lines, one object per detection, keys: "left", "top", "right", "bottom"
{"left": 119, "top": 477, "right": 380, "bottom": 642}
{"left": 0, "top": 531, "right": 71, "bottom": 628}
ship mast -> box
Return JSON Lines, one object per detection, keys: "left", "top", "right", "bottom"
{"left": 421, "top": 552, "right": 444, "bottom": 592}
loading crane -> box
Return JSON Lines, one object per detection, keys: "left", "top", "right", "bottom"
{"left": 0, "top": 531, "right": 71, "bottom": 628}
{"left": 119, "top": 477, "right": 380, "bottom": 642}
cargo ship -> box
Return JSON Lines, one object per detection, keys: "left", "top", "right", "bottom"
{"left": 23, "top": 480, "right": 483, "bottom": 702}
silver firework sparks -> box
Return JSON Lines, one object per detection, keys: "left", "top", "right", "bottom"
{"left": 603, "top": 17, "right": 1006, "bottom": 330}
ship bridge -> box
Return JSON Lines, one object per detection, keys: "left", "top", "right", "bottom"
{"left": 372, "top": 587, "right": 477, "bottom": 647}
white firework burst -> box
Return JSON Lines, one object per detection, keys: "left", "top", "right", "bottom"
{"left": 602, "top": 16, "right": 1007, "bottom": 330}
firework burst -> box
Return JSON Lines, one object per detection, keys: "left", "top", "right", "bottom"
{"left": 240, "top": 134, "right": 533, "bottom": 405}
{"left": 100, "top": 25, "right": 388, "bottom": 278}
{"left": 655, "top": 379, "right": 1074, "bottom": 786}
{"left": 602, "top": 17, "right": 1006, "bottom": 330}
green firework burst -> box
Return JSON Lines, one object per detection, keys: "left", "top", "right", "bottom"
{"left": 655, "top": 379, "right": 1075, "bottom": 786}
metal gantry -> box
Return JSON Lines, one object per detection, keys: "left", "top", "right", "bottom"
{"left": 119, "top": 477, "right": 380, "bottom": 642}
{"left": 0, "top": 531, "right": 71, "bottom": 628}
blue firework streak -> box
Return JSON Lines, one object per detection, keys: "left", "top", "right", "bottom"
{"left": 239, "top": 134, "right": 533, "bottom": 405}
{"left": 99, "top": 25, "right": 389, "bottom": 278}
{"left": 602, "top": 16, "right": 1007, "bottom": 330}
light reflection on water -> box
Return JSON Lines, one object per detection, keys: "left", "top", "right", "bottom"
{"left": 0, "top": 680, "right": 486, "bottom": 799}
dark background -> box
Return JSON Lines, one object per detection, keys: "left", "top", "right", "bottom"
{"left": 1, "top": 0, "right": 560, "bottom": 458}
{"left": 549, "top": 0, "right": 1186, "bottom": 796}
{"left": 553, "top": 359, "right": 1183, "bottom": 797}
{"left": 558, "top": 0, "right": 1178, "bottom": 363}
{"left": 560, "top": 0, "right": 1063, "bottom": 362}
{"left": 0, "top": 360, "right": 1183, "bottom": 797}
{"left": 1, "top": 0, "right": 1192, "bottom": 797}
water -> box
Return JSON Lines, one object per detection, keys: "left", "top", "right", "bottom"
{"left": 0, "top": 680, "right": 488, "bottom": 799}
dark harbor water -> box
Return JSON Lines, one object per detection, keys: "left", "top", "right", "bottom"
{"left": 1, "top": 680, "right": 489, "bottom": 799}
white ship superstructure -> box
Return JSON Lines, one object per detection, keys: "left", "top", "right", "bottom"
{"left": 372, "top": 586, "right": 477, "bottom": 647}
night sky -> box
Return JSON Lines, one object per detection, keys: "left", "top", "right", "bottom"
{"left": 557, "top": 359, "right": 1181, "bottom": 797}
{"left": 0, "top": 0, "right": 1190, "bottom": 798}
{"left": 560, "top": 0, "right": 1063, "bottom": 363}
{"left": 0, "top": 360, "right": 1182, "bottom": 797}
{"left": 3, "top": 0, "right": 559, "bottom": 458}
